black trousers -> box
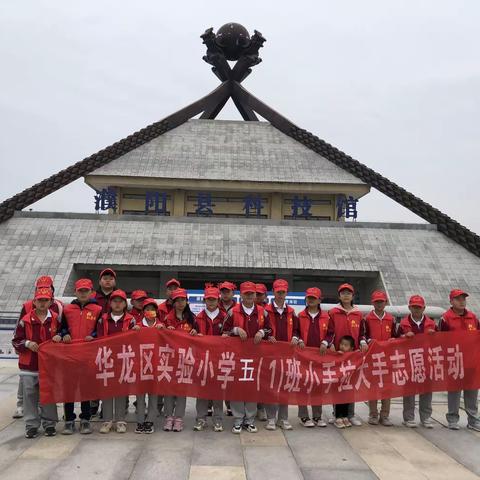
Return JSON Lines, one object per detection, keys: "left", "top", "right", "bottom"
{"left": 335, "top": 403, "right": 351, "bottom": 418}
{"left": 64, "top": 401, "right": 91, "bottom": 422}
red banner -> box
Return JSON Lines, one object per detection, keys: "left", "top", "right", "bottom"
{"left": 39, "top": 330, "right": 480, "bottom": 405}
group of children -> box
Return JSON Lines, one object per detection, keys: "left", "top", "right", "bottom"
{"left": 12, "top": 269, "right": 480, "bottom": 439}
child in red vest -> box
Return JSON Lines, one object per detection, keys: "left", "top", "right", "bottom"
{"left": 254, "top": 283, "right": 269, "bottom": 422}
{"left": 297, "top": 287, "right": 330, "bottom": 427}
{"left": 223, "top": 281, "right": 271, "bottom": 434}
{"left": 219, "top": 281, "right": 237, "bottom": 314}
{"left": 13, "top": 275, "right": 64, "bottom": 420}
{"left": 135, "top": 298, "right": 165, "bottom": 434}
{"left": 398, "top": 295, "right": 436, "bottom": 428}
{"left": 264, "top": 279, "right": 300, "bottom": 431}
{"left": 323, "top": 283, "right": 366, "bottom": 426}
{"left": 12, "top": 288, "right": 62, "bottom": 438}
{"left": 194, "top": 286, "right": 226, "bottom": 432}
{"left": 164, "top": 288, "right": 198, "bottom": 432}
{"left": 158, "top": 278, "right": 181, "bottom": 321}
{"left": 129, "top": 290, "right": 148, "bottom": 324}
{"left": 60, "top": 278, "right": 102, "bottom": 435}
{"left": 364, "top": 290, "right": 395, "bottom": 426}
{"left": 440, "top": 289, "right": 480, "bottom": 431}
{"left": 97, "top": 289, "right": 136, "bottom": 434}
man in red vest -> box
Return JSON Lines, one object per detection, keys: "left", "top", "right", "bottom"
{"left": 12, "top": 288, "right": 62, "bottom": 438}
{"left": 440, "top": 289, "right": 480, "bottom": 431}
{"left": 60, "top": 278, "right": 102, "bottom": 435}
{"left": 264, "top": 279, "right": 300, "bottom": 431}
{"left": 223, "top": 281, "right": 271, "bottom": 434}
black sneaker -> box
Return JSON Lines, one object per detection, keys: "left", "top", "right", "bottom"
{"left": 135, "top": 422, "right": 145, "bottom": 434}
{"left": 80, "top": 420, "right": 92, "bottom": 434}
{"left": 226, "top": 409, "right": 233, "bottom": 417}
{"left": 143, "top": 422, "right": 154, "bottom": 434}
{"left": 62, "top": 421, "right": 75, "bottom": 435}
{"left": 25, "top": 428, "right": 39, "bottom": 439}
{"left": 44, "top": 426, "right": 56, "bottom": 437}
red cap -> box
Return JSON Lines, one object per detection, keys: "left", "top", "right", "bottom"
{"left": 409, "top": 295, "right": 425, "bottom": 307}
{"left": 449, "top": 289, "right": 469, "bottom": 301}
{"left": 171, "top": 288, "right": 188, "bottom": 300}
{"left": 100, "top": 268, "right": 116, "bottom": 279}
{"left": 219, "top": 281, "right": 236, "bottom": 291}
{"left": 142, "top": 298, "right": 158, "bottom": 310}
{"left": 338, "top": 283, "right": 354, "bottom": 294}
{"left": 305, "top": 287, "right": 322, "bottom": 299}
{"left": 371, "top": 290, "right": 388, "bottom": 303}
{"left": 273, "top": 279, "right": 289, "bottom": 292}
{"left": 75, "top": 278, "right": 94, "bottom": 291}
{"left": 204, "top": 287, "right": 220, "bottom": 299}
{"left": 255, "top": 283, "right": 268, "bottom": 294}
{"left": 165, "top": 278, "right": 181, "bottom": 288}
{"left": 35, "top": 276, "right": 53, "bottom": 288}
{"left": 110, "top": 289, "right": 127, "bottom": 301}
{"left": 131, "top": 290, "right": 148, "bottom": 300}
{"left": 240, "top": 281, "right": 256, "bottom": 294}
{"left": 34, "top": 287, "right": 53, "bottom": 300}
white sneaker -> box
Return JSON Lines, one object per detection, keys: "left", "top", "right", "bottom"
{"left": 448, "top": 422, "right": 460, "bottom": 430}
{"left": 368, "top": 416, "right": 379, "bottom": 425}
{"left": 349, "top": 416, "right": 362, "bottom": 426}
{"left": 300, "top": 417, "right": 315, "bottom": 428}
{"left": 421, "top": 418, "right": 434, "bottom": 429}
{"left": 116, "top": 421, "right": 127, "bottom": 433}
{"left": 12, "top": 407, "right": 24, "bottom": 419}
{"left": 313, "top": 417, "right": 327, "bottom": 427}
{"left": 278, "top": 420, "right": 293, "bottom": 430}
{"left": 402, "top": 420, "right": 418, "bottom": 428}
{"left": 265, "top": 419, "right": 277, "bottom": 431}
{"left": 334, "top": 418, "right": 345, "bottom": 429}
{"left": 100, "top": 421, "right": 113, "bottom": 434}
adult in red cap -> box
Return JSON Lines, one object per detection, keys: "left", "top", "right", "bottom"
{"left": 397, "top": 295, "right": 436, "bottom": 428}
{"left": 158, "top": 279, "right": 181, "bottom": 319}
{"left": 218, "top": 281, "right": 237, "bottom": 314}
{"left": 130, "top": 290, "right": 149, "bottom": 324}
{"left": 223, "top": 281, "right": 271, "bottom": 434}
{"left": 255, "top": 283, "right": 268, "bottom": 306}
{"left": 193, "top": 286, "right": 226, "bottom": 432}
{"left": 60, "top": 277, "right": 102, "bottom": 435}
{"left": 264, "top": 279, "right": 299, "bottom": 431}
{"left": 297, "top": 287, "right": 329, "bottom": 428}
{"left": 12, "top": 284, "right": 61, "bottom": 438}
{"left": 96, "top": 289, "right": 135, "bottom": 434}
{"left": 440, "top": 289, "right": 480, "bottom": 431}
{"left": 163, "top": 288, "right": 197, "bottom": 433}
{"left": 322, "top": 282, "right": 366, "bottom": 426}
{"left": 94, "top": 268, "right": 117, "bottom": 314}
{"left": 364, "top": 290, "right": 395, "bottom": 427}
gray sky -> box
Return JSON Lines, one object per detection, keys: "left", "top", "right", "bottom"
{"left": 1, "top": 1, "right": 479, "bottom": 232}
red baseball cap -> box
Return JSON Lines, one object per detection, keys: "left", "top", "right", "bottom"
{"left": 255, "top": 283, "right": 268, "bottom": 294}
{"left": 100, "top": 268, "right": 116, "bottom": 279}
{"left": 449, "top": 289, "right": 469, "bottom": 300}
{"left": 131, "top": 290, "right": 148, "bottom": 300}
{"left": 305, "top": 287, "right": 322, "bottom": 299}
{"left": 371, "top": 290, "right": 388, "bottom": 303}
{"left": 219, "top": 281, "right": 236, "bottom": 291}
{"left": 338, "top": 283, "right": 354, "bottom": 294}
{"left": 35, "top": 276, "right": 54, "bottom": 288}
{"left": 171, "top": 288, "right": 188, "bottom": 300}
{"left": 166, "top": 278, "right": 181, "bottom": 288}
{"left": 110, "top": 289, "right": 127, "bottom": 301}
{"left": 34, "top": 287, "right": 53, "bottom": 300}
{"left": 240, "top": 281, "right": 256, "bottom": 294}
{"left": 409, "top": 295, "right": 426, "bottom": 307}
{"left": 75, "top": 278, "right": 94, "bottom": 291}
{"left": 204, "top": 287, "right": 220, "bottom": 299}
{"left": 273, "top": 279, "right": 289, "bottom": 292}
{"left": 142, "top": 298, "right": 158, "bottom": 310}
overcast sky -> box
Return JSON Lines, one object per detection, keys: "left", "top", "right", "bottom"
{"left": 1, "top": 1, "right": 479, "bottom": 232}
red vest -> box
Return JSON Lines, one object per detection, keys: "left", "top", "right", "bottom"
{"left": 64, "top": 302, "right": 102, "bottom": 340}
{"left": 219, "top": 299, "right": 237, "bottom": 314}
{"left": 328, "top": 306, "right": 364, "bottom": 348}
{"left": 196, "top": 309, "right": 225, "bottom": 336}
{"left": 101, "top": 312, "right": 133, "bottom": 336}
{"left": 364, "top": 310, "right": 395, "bottom": 341}
{"left": 399, "top": 315, "right": 436, "bottom": 335}
{"left": 130, "top": 307, "right": 144, "bottom": 325}
{"left": 265, "top": 304, "right": 295, "bottom": 341}
{"left": 297, "top": 308, "right": 330, "bottom": 344}
{"left": 165, "top": 310, "right": 196, "bottom": 332}
{"left": 19, "top": 311, "right": 59, "bottom": 367}
{"left": 231, "top": 304, "right": 265, "bottom": 332}
{"left": 441, "top": 308, "right": 479, "bottom": 332}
